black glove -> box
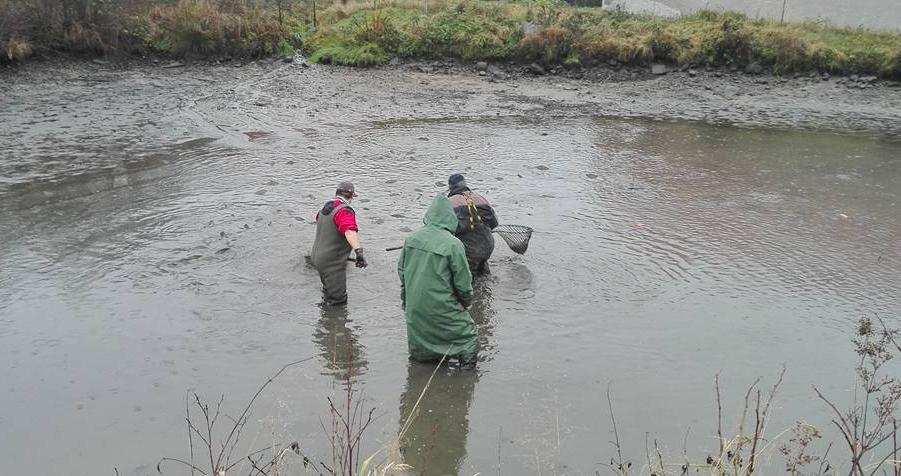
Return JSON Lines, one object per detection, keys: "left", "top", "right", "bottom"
{"left": 456, "top": 293, "right": 472, "bottom": 311}
{"left": 354, "top": 248, "right": 367, "bottom": 268}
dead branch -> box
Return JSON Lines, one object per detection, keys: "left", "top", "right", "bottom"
{"left": 814, "top": 386, "right": 855, "bottom": 442}
{"left": 645, "top": 432, "right": 653, "bottom": 474}
{"left": 874, "top": 315, "right": 901, "bottom": 353}
{"left": 894, "top": 419, "right": 898, "bottom": 476}
{"left": 674, "top": 425, "right": 691, "bottom": 474}
{"left": 654, "top": 438, "right": 666, "bottom": 476}
{"left": 746, "top": 366, "right": 787, "bottom": 473}
{"left": 818, "top": 441, "right": 833, "bottom": 475}
{"left": 607, "top": 384, "right": 626, "bottom": 471}
{"left": 156, "top": 457, "right": 208, "bottom": 475}
{"left": 737, "top": 377, "right": 762, "bottom": 454}
{"left": 160, "top": 357, "right": 314, "bottom": 476}
{"left": 215, "top": 357, "right": 314, "bottom": 471}
{"left": 186, "top": 391, "right": 195, "bottom": 476}
{"left": 715, "top": 373, "right": 724, "bottom": 458}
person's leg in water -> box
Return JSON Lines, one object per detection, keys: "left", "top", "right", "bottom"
{"left": 477, "top": 259, "right": 489, "bottom": 276}
{"left": 318, "top": 263, "right": 348, "bottom": 306}
{"left": 467, "top": 255, "right": 490, "bottom": 277}
{"left": 469, "top": 257, "right": 490, "bottom": 276}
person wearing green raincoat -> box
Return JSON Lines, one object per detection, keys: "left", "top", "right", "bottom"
{"left": 397, "top": 195, "right": 477, "bottom": 363}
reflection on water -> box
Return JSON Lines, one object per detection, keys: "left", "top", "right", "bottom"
{"left": 398, "top": 363, "right": 479, "bottom": 476}
{"left": 396, "top": 276, "right": 496, "bottom": 475}
{"left": 472, "top": 276, "right": 499, "bottom": 360}
{"left": 313, "top": 304, "right": 368, "bottom": 383}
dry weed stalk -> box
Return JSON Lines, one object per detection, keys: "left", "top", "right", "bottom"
{"left": 605, "top": 383, "right": 632, "bottom": 474}
{"left": 157, "top": 357, "right": 314, "bottom": 476}
{"left": 319, "top": 346, "right": 376, "bottom": 476}
{"left": 779, "top": 421, "right": 824, "bottom": 474}
{"left": 602, "top": 367, "right": 786, "bottom": 476}
{"left": 813, "top": 316, "right": 901, "bottom": 476}
{"left": 693, "top": 367, "right": 785, "bottom": 475}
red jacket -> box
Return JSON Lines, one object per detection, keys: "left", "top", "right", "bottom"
{"left": 315, "top": 197, "right": 358, "bottom": 234}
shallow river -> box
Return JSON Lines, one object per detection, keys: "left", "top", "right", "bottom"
{"left": 1, "top": 67, "right": 899, "bottom": 475}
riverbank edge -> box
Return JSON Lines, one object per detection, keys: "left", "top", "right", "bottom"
{"left": 6, "top": 47, "right": 901, "bottom": 87}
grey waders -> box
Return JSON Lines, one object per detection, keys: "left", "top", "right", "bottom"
{"left": 310, "top": 201, "right": 353, "bottom": 305}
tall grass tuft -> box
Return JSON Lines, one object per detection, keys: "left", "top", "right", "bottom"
{"left": 140, "top": 0, "right": 301, "bottom": 57}
{"left": 0, "top": 0, "right": 305, "bottom": 62}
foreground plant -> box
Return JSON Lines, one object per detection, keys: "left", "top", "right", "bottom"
{"left": 320, "top": 347, "right": 376, "bottom": 476}
{"left": 603, "top": 316, "right": 900, "bottom": 475}
{"left": 157, "top": 358, "right": 316, "bottom": 476}
{"left": 603, "top": 369, "right": 786, "bottom": 476}
{"left": 813, "top": 316, "right": 901, "bottom": 476}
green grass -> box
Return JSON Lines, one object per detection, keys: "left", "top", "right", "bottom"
{"left": 2, "top": 0, "right": 900, "bottom": 78}
{"left": 302, "top": 1, "right": 901, "bottom": 77}
{"left": 308, "top": 42, "right": 390, "bottom": 65}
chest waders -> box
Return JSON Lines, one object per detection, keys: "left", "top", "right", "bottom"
{"left": 310, "top": 201, "right": 353, "bottom": 305}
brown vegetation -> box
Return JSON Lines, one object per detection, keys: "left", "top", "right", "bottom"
{"left": 2, "top": 0, "right": 900, "bottom": 79}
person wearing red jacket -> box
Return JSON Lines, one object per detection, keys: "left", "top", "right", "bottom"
{"left": 310, "top": 181, "right": 367, "bottom": 306}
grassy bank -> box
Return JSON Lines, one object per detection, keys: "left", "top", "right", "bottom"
{"left": 305, "top": 0, "right": 901, "bottom": 77}
{"left": 0, "top": 0, "right": 303, "bottom": 60}
{"left": 2, "top": 0, "right": 900, "bottom": 78}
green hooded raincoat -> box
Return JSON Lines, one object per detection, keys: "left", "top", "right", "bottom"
{"left": 398, "top": 196, "right": 476, "bottom": 362}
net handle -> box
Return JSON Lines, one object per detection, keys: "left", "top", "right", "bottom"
{"left": 385, "top": 225, "right": 532, "bottom": 252}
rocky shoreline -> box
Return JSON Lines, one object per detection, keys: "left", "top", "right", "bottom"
{"left": 406, "top": 56, "right": 890, "bottom": 88}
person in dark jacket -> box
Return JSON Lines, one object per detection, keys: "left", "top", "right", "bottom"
{"left": 447, "top": 173, "right": 498, "bottom": 275}
{"left": 310, "top": 181, "right": 367, "bottom": 306}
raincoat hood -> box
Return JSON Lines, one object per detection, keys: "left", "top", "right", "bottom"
{"left": 423, "top": 195, "right": 458, "bottom": 233}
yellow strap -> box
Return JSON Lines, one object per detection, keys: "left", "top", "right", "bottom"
{"left": 465, "top": 194, "right": 481, "bottom": 231}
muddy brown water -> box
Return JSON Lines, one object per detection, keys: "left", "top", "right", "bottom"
{"left": 1, "top": 65, "right": 899, "bottom": 475}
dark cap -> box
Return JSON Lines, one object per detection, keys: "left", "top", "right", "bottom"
{"left": 448, "top": 173, "right": 466, "bottom": 187}
{"left": 336, "top": 181, "right": 357, "bottom": 197}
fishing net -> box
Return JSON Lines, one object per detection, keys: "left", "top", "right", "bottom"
{"left": 493, "top": 224, "right": 533, "bottom": 255}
